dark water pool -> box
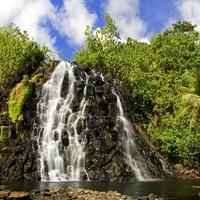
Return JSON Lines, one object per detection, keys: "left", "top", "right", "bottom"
{"left": 3, "top": 179, "right": 200, "bottom": 200}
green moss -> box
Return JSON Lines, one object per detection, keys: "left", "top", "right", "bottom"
{"left": 8, "top": 75, "right": 33, "bottom": 123}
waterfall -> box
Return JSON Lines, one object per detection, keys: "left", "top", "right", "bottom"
{"left": 36, "top": 61, "right": 89, "bottom": 182}
{"left": 34, "top": 61, "right": 170, "bottom": 182}
{"left": 112, "top": 89, "right": 153, "bottom": 181}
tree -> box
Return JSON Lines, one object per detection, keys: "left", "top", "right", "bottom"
{"left": 0, "top": 25, "right": 48, "bottom": 92}
{"left": 167, "top": 21, "right": 196, "bottom": 33}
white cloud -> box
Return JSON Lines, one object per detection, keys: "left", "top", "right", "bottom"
{"left": 56, "top": 0, "right": 97, "bottom": 45}
{"left": 0, "top": 0, "right": 57, "bottom": 54}
{"left": 177, "top": 0, "right": 200, "bottom": 31}
{"left": 0, "top": 0, "right": 27, "bottom": 25}
{"left": 0, "top": 0, "right": 98, "bottom": 53}
{"left": 14, "top": 0, "right": 56, "bottom": 52}
{"left": 105, "top": 0, "right": 146, "bottom": 40}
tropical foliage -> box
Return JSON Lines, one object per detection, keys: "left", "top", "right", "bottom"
{"left": 76, "top": 17, "right": 200, "bottom": 166}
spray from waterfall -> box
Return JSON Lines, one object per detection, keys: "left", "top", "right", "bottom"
{"left": 36, "top": 61, "right": 89, "bottom": 182}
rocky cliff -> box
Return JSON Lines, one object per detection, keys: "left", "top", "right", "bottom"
{"left": 0, "top": 61, "right": 171, "bottom": 182}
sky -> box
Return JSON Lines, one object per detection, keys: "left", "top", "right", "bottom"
{"left": 0, "top": 0, "right": 200, "bottom": 60}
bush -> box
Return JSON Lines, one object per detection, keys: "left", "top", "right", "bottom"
{"left": 152, "top": 126, "right": 200, "bottom": 164}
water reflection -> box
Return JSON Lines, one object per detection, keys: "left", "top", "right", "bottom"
{"left": 4, "top": 179, "right": 200, "bottom": 200}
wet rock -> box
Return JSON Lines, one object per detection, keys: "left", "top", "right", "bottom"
{"left": 95, "top": 74, "right": 104, "bottom": 86}
{"left": 0, "top": 140, "right": 38, "bottom": 182}
{"left": 175, "top": 164, "right": 200, "bottom": 179}
{"left": 138, "top": 193, "right": 164, "bottom": 200}
{"left": 0, "top": 191, "right": 10, "bottom": 198}
{"left": 8, "top": 192, "right": 30, "bottom": 200}
{"left": 86, "top": 83, "right": 95, "bottom": 97}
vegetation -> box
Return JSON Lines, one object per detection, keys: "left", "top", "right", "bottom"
{"left": 8, "top": 75, "right": 33, "bottom": 123}
{"left": 76, "top": 17, "right": 200, "bottom": 167}
{"left": 0, "top": 25, "right": 48, "bottom": 91}
{"left": 0, "top": 19, "right": 200, "bottom": 169}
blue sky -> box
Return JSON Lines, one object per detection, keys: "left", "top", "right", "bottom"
{"left": 0, "top": 0, "right": 199, "bottom": 60}
{"left": 140, "top": 0, "right": 181, "bottom": 33}
{"left": 49, "top": 0, "right": 181, "bottom": 59}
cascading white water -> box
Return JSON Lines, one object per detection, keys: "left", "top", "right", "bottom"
{"left": 112, "top": 89, "right": 153, "bottom": 181}
{"left": 65, "top": 72, "right": 90, "bottom": 181}
{"left": 36, "top": 61, "right": 89, "bottom": 182}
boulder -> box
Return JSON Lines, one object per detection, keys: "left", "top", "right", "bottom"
{"left": 0, "top": 191, "right": 10, "bottom": 199}
{"left": 8, "top": 192, "right": 30, "bottom": 200}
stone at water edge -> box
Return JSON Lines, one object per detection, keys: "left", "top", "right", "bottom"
{"left": 137, "top": 193, "right": 164, "bottom": 200}
{"left": 42, "top": 188, "right": 60, "bottom": 197}
{"left": 8, "top": 192, "right": 30, "bottom": 200}
{"left": 0, "top": 191, "right": 31, "bottom": 200}
{"left": 0, "top": 190, "right": 10, "bottom": 198}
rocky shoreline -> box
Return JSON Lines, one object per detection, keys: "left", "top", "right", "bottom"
{"left": 174, "top": 164, "right": 200, "bottom": 179}
{"left": 0, "top": 187, "right": 164, "bottom": 200}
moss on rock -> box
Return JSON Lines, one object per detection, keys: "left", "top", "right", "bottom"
{"left": 8, "top": 75, "right": 33, "bottom": 123}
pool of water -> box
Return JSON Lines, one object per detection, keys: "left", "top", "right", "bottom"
{"left": 3, "top": 179, "right": 200, "bottom": 200}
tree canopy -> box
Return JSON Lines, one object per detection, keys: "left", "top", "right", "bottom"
{"left": 76, "top": 19, "right": 200, "bottom": 166}
{"left": 0, "top": 25, "right": 48, "bottom": 92}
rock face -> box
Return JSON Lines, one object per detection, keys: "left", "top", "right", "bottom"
{"left": 0, "top": 62, "right": 171, "bottom": 182}
{"left": 0, "top": 80, "right": 38, "bottom": 182}
{"left": 0, "top": 94, "right": 38, "bottom": 182}
{"left": 0, "top": 140, "right": 38, "bottom": 182}
{"left": 71, "top": 67, "right": 170, "bottom": 180}
{"left": 0, "top": 61, "right": 56, "bottom": 183}
{"left": 72, "top": 67, "right": 132, "bottom": 181}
